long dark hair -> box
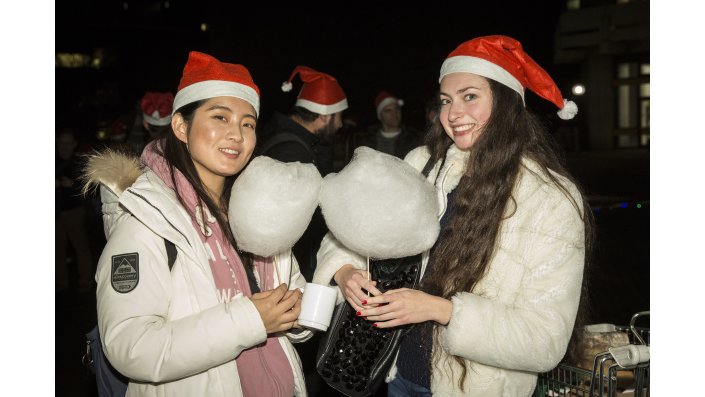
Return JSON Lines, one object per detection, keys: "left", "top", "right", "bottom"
{"left": 150, "top": 100, "right": 254, "bottom": 267}
{"left": 422, "top": 79, "right": 594, "bottom": 387}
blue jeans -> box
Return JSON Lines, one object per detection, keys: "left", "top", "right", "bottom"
{"left": 388, "top": 373, "right": 433, "bottom": 397}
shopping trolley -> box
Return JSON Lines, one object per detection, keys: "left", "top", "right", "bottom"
{"left": 533, "top": 311, "right": 650, "bottom": 397}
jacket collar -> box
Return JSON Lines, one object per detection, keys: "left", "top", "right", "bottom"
{"left": 436, "top": 144, "right": 471, "bottom": 192}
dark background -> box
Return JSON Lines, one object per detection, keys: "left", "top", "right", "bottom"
{"left": 55, "top": 2, "right": 650, "bottom": 396}
{"left": 56, "top": 2, "right": 565, "bottom": 138}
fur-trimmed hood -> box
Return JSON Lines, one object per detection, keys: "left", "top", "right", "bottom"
{"left": 81, "top": 148, "right": 143, "bottom": 198}
{"left": 80, "top": 148, "right": 144, "bottom": 239}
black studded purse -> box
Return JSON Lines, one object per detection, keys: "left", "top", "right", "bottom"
{"left": 315, "top": 254, "right": 422, "bottom": 397}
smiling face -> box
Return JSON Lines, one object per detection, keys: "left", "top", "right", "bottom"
{"left": 172, "top": 96, "right": 257, "bottom": 194}
{"left": 439, "top": 72, "right": 493, "bottom": 151}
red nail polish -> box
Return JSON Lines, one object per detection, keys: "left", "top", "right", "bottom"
{"left": 373, "top": 323, "right": 378, "bottom": 327}
{"left": 356, "top": 311, "right": 361, "bottom": 316}
{"left": 361, "top": 300, "right": 367, "bottom": 305}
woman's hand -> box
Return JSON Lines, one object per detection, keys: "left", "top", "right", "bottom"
{"left": 334, "top": 264, "right": 383, "bottom": 312}
{"left": 282, "top": 287, "right": 303, "bottom": 328}
{"left": 358, "top": 288, "right": 452, "bottom": 328}
{"left": 250, "top": 283, "right": 302, "bottom": 334}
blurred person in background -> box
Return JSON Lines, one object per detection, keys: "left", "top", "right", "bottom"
{"left": 56, "top": 127, "right": 94, "bottom": 294}
{"left": 354, "top": 91, "right": 421, "bottom": 159}
{"left": 258, "top": 65, "right": 348, "bottom": 281}
{"left": 258, "top": 65, "right": 349, "bottom": 396}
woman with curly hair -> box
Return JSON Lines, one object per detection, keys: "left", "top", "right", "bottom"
{"left": 314, "top": 35, "right": 593, "bottom": 396}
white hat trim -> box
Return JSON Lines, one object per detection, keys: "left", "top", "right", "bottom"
{"left": 376, "top": 96, "right": 403, "bottom": 120}
{"left": 173, "top": 80, "right": 260, "bottom": 116}
{"left": 143, "top": 111, "right": 172, "bottom": 126}
{"left": 296, "top": 98, "right": 348, "bottom": 115}
{"left": 439, "top": 55, "right": 525, "bottom": 102}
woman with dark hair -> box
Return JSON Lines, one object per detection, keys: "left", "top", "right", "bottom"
{"left": 84, "top": 51, "right": 310, "bottom": 396}
{"left": 314, "top": 35, "right": 593, "bottom": 396}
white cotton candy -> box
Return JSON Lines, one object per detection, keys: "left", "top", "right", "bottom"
{"left": 228, "top": 156, "right": 321, "bottom": 257}
{"left": 320, "top": 147, "right": 440, "bottom": 259}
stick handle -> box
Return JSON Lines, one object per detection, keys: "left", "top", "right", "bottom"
{"left": 366, "top": 256, "right": 370, "bottom": 297}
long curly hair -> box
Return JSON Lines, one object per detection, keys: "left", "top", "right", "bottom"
{"left": 421, "top": 79, "right": 594, "bottom": 388}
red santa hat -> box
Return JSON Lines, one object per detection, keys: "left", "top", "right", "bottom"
{"left": 140, "top": 92, "right": 174, "bottom": 126}
{"left": 173, "top": 51, "right": 260, "bottom": 116}
{"left": 281, "top": 65, "right": 348, "bottom": 115}
{"left": 439, "top": 35, "right": 577, "bottom": 120}
{"left": 374, "top": 91, "right": 404, "bottom": 120}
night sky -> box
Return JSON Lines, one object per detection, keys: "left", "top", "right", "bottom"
{"left": 56, "top": 2, "right": 564, "bottom": 135}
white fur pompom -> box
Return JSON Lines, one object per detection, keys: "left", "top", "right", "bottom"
{"left": 557, "top": 99, "right": 578, "bottom": 120}
{"left": 229, "top": 156, "right": 321, "bottom": 256}
{"left": 398, "top": 99, "right": 404, "bottom": 106}
{"left": 320, "top": 147, "right": 440, "bottom": 259}
{"left": 281, "top": 81, "right": 293, "bottom": 92}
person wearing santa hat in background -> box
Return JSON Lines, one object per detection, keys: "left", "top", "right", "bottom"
{"left": 354, "top": 91, "right": 421, "bottom": 159}
{"left": 133, "top": 91, "right": 174, "bottom": 150}
{"left": 83, "top": 51, "right": 311, "bottom": 397}
{"left": 99, "top": 91, "right": 175, "bottom": 158}
{"left": 314, "top": 35, "right": 594, "bottom": 396}
{"left": 258, "top": 65, "right": 349, "bottom": 281}
{"left": 259, "top": 65, "right": 348, "bottom": 177}
{"left": 257, "top": 65, "right": 348, "bottom": 396}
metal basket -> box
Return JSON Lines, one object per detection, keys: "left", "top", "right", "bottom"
{"left": 534, "top": 311, "right": 649, "bottom": 397}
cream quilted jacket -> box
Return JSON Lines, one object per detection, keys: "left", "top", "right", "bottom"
{"left": 85, "top": 150, "right": 311, "bottom": 397}
{"left": 314, "top": 144, "right": 585, "bottom": 396}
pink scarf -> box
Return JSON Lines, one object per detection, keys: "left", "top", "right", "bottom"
{"left": 141, "top": 141, "right": 295, "bottom": 396}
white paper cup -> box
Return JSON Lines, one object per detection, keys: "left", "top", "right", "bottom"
{"left": 297, "top": 283, "right": 338, "bottom": 331}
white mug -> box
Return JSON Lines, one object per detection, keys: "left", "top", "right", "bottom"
{"left": 297, "top": 283, "right": 338, "bottom": 331}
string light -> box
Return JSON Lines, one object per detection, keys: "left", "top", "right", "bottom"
{"left": 591, "top": 200, "right": 648, "bottom": 213}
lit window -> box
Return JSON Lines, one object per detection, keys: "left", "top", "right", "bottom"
{"left": 55, "top": 53, "right": 91, "bottom": 68}
{"left": 614, "top": 62, "right": 649, "bottom": 148}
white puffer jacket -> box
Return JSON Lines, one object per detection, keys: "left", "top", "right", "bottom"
{"left": 314, "top": 145, "right": 586, "bottom": 397}
{"left": 86, "top": 150, "right": 311, "bottom": 397}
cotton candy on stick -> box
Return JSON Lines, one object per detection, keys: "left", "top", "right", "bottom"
{"left": 319, "top": 147, "right": 440, "bottom": 287}
{"left": 228, "top": 156, "right": 322, "bottom": 284}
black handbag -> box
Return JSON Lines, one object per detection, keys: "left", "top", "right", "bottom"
{"left": 315, "top": 254, "right": 422, "bottom": 397}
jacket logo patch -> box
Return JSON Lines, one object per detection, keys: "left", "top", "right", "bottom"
{"left": 111, "top": 253, "right": 139, "bottom": 293}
